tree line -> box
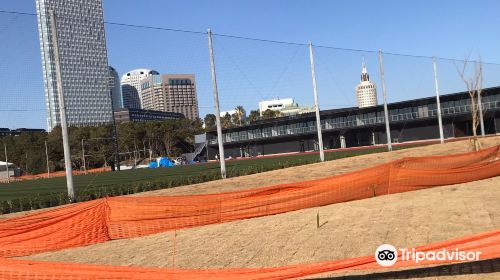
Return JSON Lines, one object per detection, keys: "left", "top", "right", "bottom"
{"left": 0, "top": 118, "right": 203, "bottom": 175}
{"left": 203, "top": 105, "right": 282, "bottom": 130}
{"left": 0, "top": 105, "right": 283, "bottom": 175}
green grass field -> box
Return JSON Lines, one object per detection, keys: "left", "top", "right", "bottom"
{"left": 0, "top": 145, "right": 421, "bottom": 213}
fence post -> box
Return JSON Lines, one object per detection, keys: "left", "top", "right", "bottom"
{"left": 308, "top": 42, "right": 325, "bottom": 162}
{"left": 378, "top": 50, "right": 393, "bottom": 151}
{"left": 49, "top": 10, "right": 75, "bottom": 201}
{"left": 432, "top": 57, "right": 445, "bottom": 144}
{"left": 207, "top": 29, "right": 226, "bottom": 179}
{"left": 3, "top": 144, "right": 9, "bottom": 183}
{"left": 81, "top": 139, "right": 87, "bottom": 174}
{"left": 476, "top": 61, "right": 485, "bottom": 137}
{"left": 45, "top": 140, "right": 50, "bottom": 178}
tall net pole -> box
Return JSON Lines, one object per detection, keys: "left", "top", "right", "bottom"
{"left": 45, "top": 140, "right": 50, "bottom": 178}
{"left": 308, "top": 42, "right": 324, "bottom": 162}
{"left": 378, "top": 50, "right": 392, "bottom": 151}
{"left": 432, "top": 57, "right": 445, "bottom": 144}
{"left": 207, "top": 29, "right": 226, "bottom": 179}
{"left": 3, "top": 144, "right": 9, "bottom": 183}
{"left": 109, "top": 89, "right": 120, "bottom": 171}
{"left": 49, "top": 10, "right": 75, "bottom": 201}
{"left": 476, "top": 61, "right": 485, "bottom": 137}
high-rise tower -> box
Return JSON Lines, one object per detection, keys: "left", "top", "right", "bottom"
{"left": 36, "top": 0, "right": 113, "bottom": 131}
{"left": 139, "top": 73, "right": 199, "bottom": 120}
{"left": 355, "top": 60, "right": 378, "bottom": 108}
{"left": 121, "top": 69, "right": 159, "bottom": 109}
{"left": 108, "top": 66, "right": 123, "bottom": 110}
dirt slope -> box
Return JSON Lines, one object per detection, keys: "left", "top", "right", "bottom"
{"left": 17, "top": 136, "right": 500, "bottom": 280}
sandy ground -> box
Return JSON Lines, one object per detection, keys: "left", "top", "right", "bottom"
{"left": 11, "top": 136, "right": 499, "bottom": 279}
{"left": 1, "top": 136, "right": 499, "bottom": 278}
{"left": 22, "top": 176, "right": 500, "bottom": 269}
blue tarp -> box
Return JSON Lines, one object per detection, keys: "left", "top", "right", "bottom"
{"left": 149, "top": 157, "right": 174, "bottom": 168}
{"left": 159, "top": 157, "right": 174, "bottom": 167}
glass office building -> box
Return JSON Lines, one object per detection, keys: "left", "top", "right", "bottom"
{"left": 36, "top": 0, "right": 113, "bottom": 131}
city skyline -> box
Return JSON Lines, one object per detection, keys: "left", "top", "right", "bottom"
{"left": 1, "top": 1, "right": 500, "bottom": 129}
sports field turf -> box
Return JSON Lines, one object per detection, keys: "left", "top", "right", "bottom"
{"left": 0, "top": 145, "right": 419, "bottom": 208}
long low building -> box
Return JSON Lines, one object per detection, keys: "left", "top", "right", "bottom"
{"left": 0, "top": 128, "right": 46, "bottom": 138}
{"left": 114, "top": 108, "right": 184, "bottom": 123}
{"left": 204, "top": 87, "right": 500, "bottom": 159}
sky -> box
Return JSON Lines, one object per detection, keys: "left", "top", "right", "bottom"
{"left": 1, "top": 0, "right": 500, "bottom": 129}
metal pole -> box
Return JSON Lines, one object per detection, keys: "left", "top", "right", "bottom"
{"left": 432, "top": 57, "right": 445, "bottom": 144}
{"left": 50, "top": 10, "right": 75, "bottom": 201}
{"left": 109, "top": 90, "right": 120, "bottom": 171}
{"left": 308, "top": 42, "right": 325, "bottom": 162}
{"left": 3, "top": 144, "right": 9, "bottom": 183}
{"left": 45, "top": 140, "right": 50, "bottom": 178}
{"left": 378, "top": 50, "right": 392, "bottom": 151}
{"left": 477, "top": 92, "right": 485, "bottom": 136}
{"left": 81, "top": 139, "right": 87, "bottom": 174}
{"left": 476, "top": 61, "right": 485, "bottom": 137}
{"left": 207, "top": 29, "right": 226, "bottom": 179}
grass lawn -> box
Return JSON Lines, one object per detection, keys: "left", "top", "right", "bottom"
{"left": 0, "top": 144, "right": 420, "bottom": 212}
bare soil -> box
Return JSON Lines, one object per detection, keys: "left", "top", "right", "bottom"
{"left": 6, "top": 136, "right": 500, "bottom": 279}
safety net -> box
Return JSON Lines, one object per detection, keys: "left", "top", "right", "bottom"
{"left": 0, "top": 145, "right": 499, "bottom": 278}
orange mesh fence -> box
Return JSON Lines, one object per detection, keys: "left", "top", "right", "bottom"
{"left": 0, "top": 228, "right": 498, "bottom": 279}
{"left": 0, "top": 199, "right": 109, "bottom": 257}
{"left": 13, "top": 167, "right": 111, "bottom": 181}
{"left": 0, "top": 145, "right": 499, "bottom": 276}
{"left": 0, "top": 145, "right": 499, "bottom": 257}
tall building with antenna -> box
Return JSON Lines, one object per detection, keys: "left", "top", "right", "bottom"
{"left": 36, "top": 0, "right": 113, "bottom": 131}
{"left": 355, "top": 60, "right": 378, "bottom": 108}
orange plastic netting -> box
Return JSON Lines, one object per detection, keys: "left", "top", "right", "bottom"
{"left": 0, "top": 228, "right": 498, "bottom": 279}
{"left": 0, "top": 145, "right": 499, "bottom": 279}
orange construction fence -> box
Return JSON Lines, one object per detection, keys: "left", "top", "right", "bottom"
{"left": 0, "top": 227, "right": 498, "bottom": 279}
{"left": 13, "top": 167, "right": 111, "bottom": 181}
{"left": 0, "top": 145, "right": 499, "bottom": 278}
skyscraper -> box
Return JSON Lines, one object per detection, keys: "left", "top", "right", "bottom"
{"left": 121, "top": 69, "right": 159, "bottom": 109}
{"left": 36, "top": 0, "right": 113, "bottom": 131}
{"left": 163, "top": 74, "right": 199, "bottom": 120}
{"left": 140, "top": 74, "right": 165, "bottom": 112}
{"left": 108, "top": 66, "right": 123, "bottom": 110}
{"left": 355, "top": 60, "right": 378, "bottom": 108}
{"left": 140, "top": 74, "right": 199, "bottom": 120}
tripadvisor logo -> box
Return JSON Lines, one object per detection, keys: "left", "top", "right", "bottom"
{"left": 375, "top": 244, "right": 482, "bottom": 267}
{"left": 375, "top": 244, "right": 398, "bottom": 267}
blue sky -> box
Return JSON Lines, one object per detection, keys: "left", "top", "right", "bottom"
{"left": 1, "top": 0, "right": 500, "bottom": 129}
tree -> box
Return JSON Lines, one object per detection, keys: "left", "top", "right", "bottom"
{"left": 222, "top": 113, "right": 233, "bottom": 129}
{"left": 456, "top": 56, "right": 483, "bottom": 151}
{"left": 247, "top": 110, "right": 260, "bottom": 123}
{"left": 261, "top": 109, "right": 281, "bottom": 119}
{"left": 234, "top": 105, "right": 246, "bottom": 126}
{"left": 192, "top": 117, "right": 204, "bottom": 134}
{"left": 204, "top": 114, "right": 216, "bottom": 131}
